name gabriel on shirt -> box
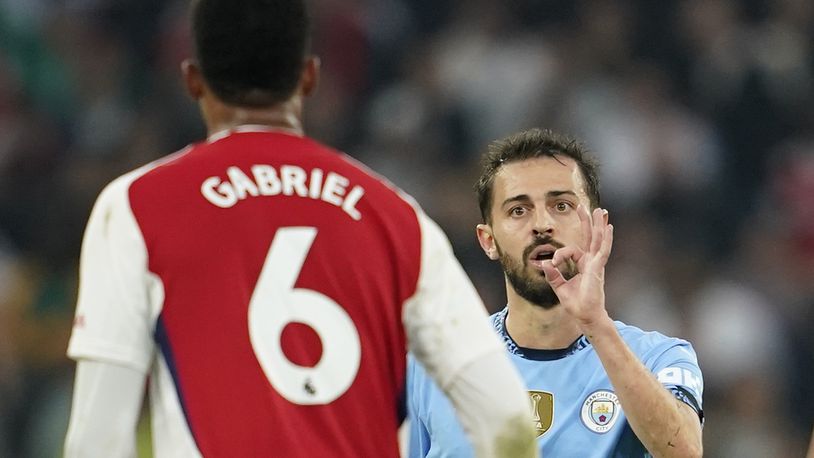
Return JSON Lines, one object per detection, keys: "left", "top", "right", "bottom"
{"left": 201, "top": 164, "right": 365, "bottom": 220}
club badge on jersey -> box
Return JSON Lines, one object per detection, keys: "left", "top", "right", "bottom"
{"left": 580, "top": 390, "right": 621, "bottom": 433}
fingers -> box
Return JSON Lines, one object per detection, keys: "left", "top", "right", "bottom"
{"left": 594, "top": 209, "right": 612, "bottom": 263}
{"left": 579, "top": 206, "right": 611, "bottom": 255}
{"left": 597, "top": 224, "right": 614, "bottom": 264}
{"left": 589, "top": 208, "right": 608, "bottom": 254}
{"left": 559, "top": 208, "right": 613, "bottom": 274}
{"left": 541, "top": 260, "right": 566, "bottom": 289}
{"left": 551, "top": 246, "right": 583, "bottom": 268}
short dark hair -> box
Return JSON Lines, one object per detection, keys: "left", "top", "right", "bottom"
{"left": 191, "top": 0, "right": 310, "bottom": 107}
{"left": 475, "top": 128, "right": 601, "bottom": 223}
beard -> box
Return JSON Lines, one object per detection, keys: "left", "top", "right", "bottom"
{"left": 496, "top": 236, "right": 577, "bottom": 309}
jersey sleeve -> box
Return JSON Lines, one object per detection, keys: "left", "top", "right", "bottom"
{"left": 67, "top": 171, "right": 161, "bottom": 373}
{"left": 401, "top": 211, "right": 505, "bottom": 390}
{"left": 64, "top": 359, "right": 148, "bottom": 458}
{"left": 649, "top": 339, "right": 705, "bottom": 421}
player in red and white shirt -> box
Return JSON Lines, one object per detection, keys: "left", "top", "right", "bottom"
{"left": 63, "top": 1, "right": 536, "bottom": 457}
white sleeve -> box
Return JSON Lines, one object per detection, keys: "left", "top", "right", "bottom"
{"left": 445, "top": 350, "right": 538, "bottom": 458}
{"left": 402, "top": 212, "right": 503, "bottom": 387}
{"left": 64, "top": 359, "right": 147, "bottom": 458}
{"left": 67, "top": 171, "right": 162, "bottom": 373}
{"left": 403, "top": 212, "right": 536, "bottom": 458}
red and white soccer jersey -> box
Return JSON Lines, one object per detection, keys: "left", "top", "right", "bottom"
{"left": 67, "top": 127, "right": 502, "bottom": 457}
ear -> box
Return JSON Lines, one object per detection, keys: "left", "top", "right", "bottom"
{"left": 300, "top": 55, "right": 320, "bottom": 97}
{"left": 181, "top": 58, "right": 205, "bottom": 100}
{"left": 476, "top": 224, "right": 500, "bottom": 261}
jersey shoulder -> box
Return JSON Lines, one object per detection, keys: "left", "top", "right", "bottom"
{"left": 89, "top": 147, "right": 192, "bottom": 223}
{"left": 613, "top": 321, "right": 701, "bottom": 374}
{"left": 614, "top": 321, "right": 693, "bottom": 352}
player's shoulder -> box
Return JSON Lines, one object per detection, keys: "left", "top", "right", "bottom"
{"left": 327, "top": 143, "right": 422, "bottom": 210}
{"left": 95, "top": 147, "right": 193, "bottom": 209}
{"left": 321, "top": 140, "right": 438, "bottom": 239}
{"left": 107, "top": 144, "right": 197, "bottom": 190}
{"left": 131, "top": 143, "right": 204, "bottom": 186}
{"left": 613, "top": 320, "right": 695, "bottom": 355}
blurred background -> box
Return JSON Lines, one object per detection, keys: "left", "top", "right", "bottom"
{"left": 0, "top": 0, "right": 812, "bottom": 456}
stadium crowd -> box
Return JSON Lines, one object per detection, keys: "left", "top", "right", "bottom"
{"left": 0, "top": 0, "right": 812, "bottom": 456}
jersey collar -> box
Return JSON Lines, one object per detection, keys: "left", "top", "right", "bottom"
{"left": 491, "top": 307, "right": 589, "bottom": 361}
{"left": 207, "top": 125, "right": 304, "bottom": 143}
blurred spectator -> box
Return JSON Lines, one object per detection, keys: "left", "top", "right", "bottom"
{"left": 0, "top": 0, "right": 812, "bottom": 455}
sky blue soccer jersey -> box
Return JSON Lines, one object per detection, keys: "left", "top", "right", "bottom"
{"left": 406, "top": 308, "right": 704, "bottom": 458}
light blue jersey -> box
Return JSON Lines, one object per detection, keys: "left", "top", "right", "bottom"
{"left": 407, "top": 308, "right": 703, "bottom": 458}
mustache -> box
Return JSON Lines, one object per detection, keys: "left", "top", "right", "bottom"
{"left": 522, "top": 236, "right": 565, "bottom": 261}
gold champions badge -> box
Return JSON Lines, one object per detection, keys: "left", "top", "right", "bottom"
{"left": 528, "top": 390, "right": 554, "bottom": 437}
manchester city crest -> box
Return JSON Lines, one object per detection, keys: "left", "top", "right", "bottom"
{"left": 580, "top": 390, "right": 620, "bottom": 433}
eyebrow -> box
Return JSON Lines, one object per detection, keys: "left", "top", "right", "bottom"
{"left": 500, "top": 190, "right": 578, "bottom": 208}
{"left": 547, "top": 190, "right": 578, "bottom": 199}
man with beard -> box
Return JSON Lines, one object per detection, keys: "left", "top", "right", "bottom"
{"left": 406, "top": 128, "right": 704, "bottom": 457}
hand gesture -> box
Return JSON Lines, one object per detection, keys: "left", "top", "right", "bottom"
{"left": 541, "top": 206, "right": 613, "bottom": 327}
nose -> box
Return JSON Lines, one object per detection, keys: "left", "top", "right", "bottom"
{"left": 532, "top": 208, "right": 554, "bottom": 237}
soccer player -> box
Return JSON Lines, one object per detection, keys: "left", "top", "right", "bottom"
{"left": 62, "top": 1, "right": 537, "bottom": 457}
{"left": 407, "top": 128, "right": 704, "bottom": 457}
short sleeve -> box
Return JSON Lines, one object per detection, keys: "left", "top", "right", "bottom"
{"left": 67, "top": 171, "right": 162, "bottom": 373}
{"left": 650, "top": 340, "right": 704, "bottom": 418}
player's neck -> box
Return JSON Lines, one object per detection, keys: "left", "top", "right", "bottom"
{"left": 504, "top": 289, "right": 581, "bottom": 350}
{"left": 202, "top": 95, "right": 305, "bottom": 137}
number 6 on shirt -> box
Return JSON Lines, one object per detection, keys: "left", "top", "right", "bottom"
{"left": 248, "top": 227, "right": 361, "bottom": 405}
